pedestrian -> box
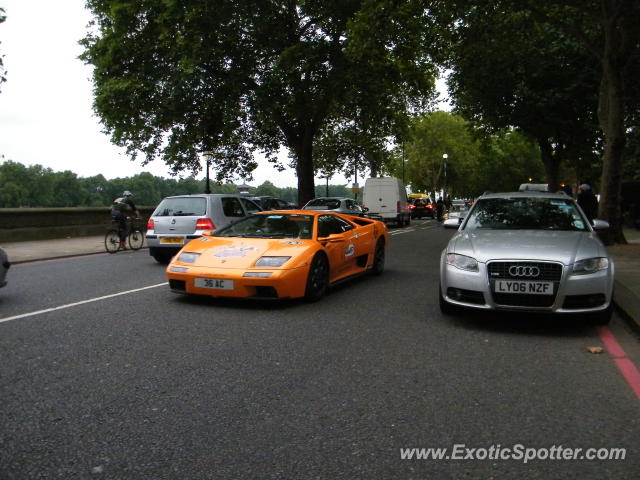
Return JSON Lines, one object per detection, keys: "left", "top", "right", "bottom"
{"left": 436, "top": 197, "right": 445, "bottom": 222}
{"left": 577, "top": 183, "right": 598, "bottom": 223}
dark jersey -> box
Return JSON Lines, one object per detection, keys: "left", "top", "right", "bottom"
{"left": 111, "top": 197, "right": 136, "bottom": 214}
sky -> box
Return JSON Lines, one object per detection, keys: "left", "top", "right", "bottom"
{"left": 0, "top": 1, "right": 450, "bottom": 189}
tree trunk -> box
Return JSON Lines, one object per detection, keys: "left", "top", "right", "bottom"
{"left": 294, "top": 131, "right": 316, "bottom": 207}
{"left": 597, "top": 19, "right": 627, "bottom": 244}
{"left": 538, "top": 138, "right": 561, "bottom": 192}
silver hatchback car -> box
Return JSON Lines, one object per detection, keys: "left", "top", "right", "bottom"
{"left": 302, "top": 197, "right": 366, "bottom": 216}
{"left": 439, "top": 191, "right": 614, "bottom": 323}
{"left": 146, "top": 194, "right": 261, "bottom": 263}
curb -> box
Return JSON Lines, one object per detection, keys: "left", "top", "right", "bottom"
{"left": 12, "top": 247, "right": 149, "bottom": 265}
{"left": 613, "top": 279, "right": 640, "bottom": 334}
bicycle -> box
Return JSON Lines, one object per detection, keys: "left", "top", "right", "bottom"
{"left": 105, "top": 217, "right": 144, "bottom": 253}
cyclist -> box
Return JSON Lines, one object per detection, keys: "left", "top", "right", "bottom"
{"left": 111, "top": 190, "right": 140, "bottom": 248}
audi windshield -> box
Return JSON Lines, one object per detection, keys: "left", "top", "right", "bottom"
{"left": 464, "top": 197, "right": 588, "bottom": 231}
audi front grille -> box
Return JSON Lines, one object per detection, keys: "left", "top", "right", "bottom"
{"left": 487, "top": 261, "right": 563, "bottom": 308}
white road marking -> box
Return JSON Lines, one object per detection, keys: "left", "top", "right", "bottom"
{"left": 390, "top": 229, "right": 416, "bottom": 235}
{"left": 0, "top": 283, "right": 168, "bottom": 324}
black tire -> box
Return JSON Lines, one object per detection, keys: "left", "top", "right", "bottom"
{"left": 406, "top": 215, "right": 411, "bottom": 226}
{"left": 149, "top": 247, "right": 174, "bottom": 264}
{"left": 371, "top": 239, "right": 385, "bottom": 275}
{"left": 305, "top": 253, "right": 329, "bottom": 302}
{"left": 128, "top": 229, "right": 144, "bottom": 250}
{"left": 105, "top": 230, "right": 120, "bottom": 253}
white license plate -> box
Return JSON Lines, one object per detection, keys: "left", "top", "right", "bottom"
{"left": 194, "top": 278, "right": 234, "bottom": 290}
{"left": 495, "top": 280, "right": 553, "bottom": 295}
{"left": 160, "top": 236, "right": 185, "bottom": 244}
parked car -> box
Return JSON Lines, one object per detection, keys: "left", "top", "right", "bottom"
{"left": 249, "top": 196, "right": 298, "bottom": 211}
{"left": 518, "top": 183, "right": 549, "bottom": 192}
{"left": 166, "top": 210, "right": 389, "bottom": 301}
{"left": 146, "top": 194, "right": 261, "bottom": 263}
{"left": 302, "top": 197, "right": 366, "bottom": 216}
{"left": 408, "top": 197, "right": 435, "bottom": 219}
{"left": 0, "top": 247, "right": 10, "bottom": 288}
{"left": 362, "top": 177, "right": 411, "bottom": 226}
{"left": 446, "top": 203, "right": 468, "bottom": 222}
{"left": 439, "top": 190, "right": 614, "bottom": 324}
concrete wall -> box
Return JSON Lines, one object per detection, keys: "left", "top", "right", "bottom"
{"left": 0, "top": 207, "right": 155, "bottom": 242}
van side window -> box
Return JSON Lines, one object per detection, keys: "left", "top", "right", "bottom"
{"left": 222, "top": 197, "right": 245, "bottom": 217}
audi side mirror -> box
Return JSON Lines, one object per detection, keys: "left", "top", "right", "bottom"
{"left": 592, "top": 219, "right": 609, "bottom": 230}
{"left": 443, "top": 219, "right": 460, "bottom": 229}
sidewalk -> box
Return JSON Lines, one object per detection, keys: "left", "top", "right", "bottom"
{"left": 2, "top": 229, "right": 639, "bottom": 329}
{"left": 2, "top": 235, "right": 141, "bottom": 263}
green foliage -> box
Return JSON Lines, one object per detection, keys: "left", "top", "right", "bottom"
{"left": 81, "top": 0, "right": 444, "bottom": 205}
{"left": 0, "top": 7, "right": 6, "bottom": 92}
{"left": 447, "top": 1, "right": 601, "bottom": 191}
{"left": 0, "top": 160, "right": 322, "bottom": 208}
{"left": 389, "top": 112, "right": 545, "bottom": 197}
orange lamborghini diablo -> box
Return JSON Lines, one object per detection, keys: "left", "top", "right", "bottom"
{"left": 166, "top": 210, "right": 389, "bottom": 301}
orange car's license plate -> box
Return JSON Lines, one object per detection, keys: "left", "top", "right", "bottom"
{"left": 160, "top": 237, "right": 184, "bottom": 244}
{"left": 194, "top": 278, "right": 234, "bottom": 290}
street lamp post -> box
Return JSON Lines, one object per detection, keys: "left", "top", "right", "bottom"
{"left": 442, "top": 153, "right": 448, "bottom": 200}
{"left": 202, "top": 151, "right": 213, "bottom": 194}
{"left": 402, "top": 143, "right": 405, "bottom": 184}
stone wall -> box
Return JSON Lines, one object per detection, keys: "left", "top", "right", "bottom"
{"left": 0, "top": 207, "right": 155, "bottom": 242}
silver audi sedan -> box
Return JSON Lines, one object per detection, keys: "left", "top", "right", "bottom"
{"left": 439, "top": 191, "right": 614, "bottom": 324}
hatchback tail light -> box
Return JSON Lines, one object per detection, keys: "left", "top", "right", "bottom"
{"left": 147, "top": 219, "right": 155, "bottom": 230}
{"left": 408, "top": 204, "right": 415, "bottom": 210}
{"left": 196, "top": 218, "right": 216, "bottom": 230}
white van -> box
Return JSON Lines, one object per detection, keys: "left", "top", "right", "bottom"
{"left": 362, "top": 177, "right": 411, "bottom": 226}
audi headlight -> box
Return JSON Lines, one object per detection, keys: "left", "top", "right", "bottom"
{"left": 178, "top": 252, "right": 200, "bottom": 263}
{"left": 446, "top": 253, "right": 479, "bottom": 272}
{"left": 255, "top": 256, "right": 291, "bottom": 267}
{"left": 572, "top": 257, "right": 609, "bottom": 275}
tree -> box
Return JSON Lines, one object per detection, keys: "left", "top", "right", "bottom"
{"left": 447, "top": 2, "right": 601, "bottom": 195}
{"left": 0, "top": 8, "right": 6, "bottom": 92}
{"left": 254, "top": 181, "right": 280, "bottom": 198}
{"left": 394, "top": 112, "right": 481, "bottom": 196}
{"left": 449, "top": 0, "right": 640, "bottom": 242}
{"left": 81, "top": 0, "right": 441, "bottom": 206}
{"left": 475, "top": 130, "right": 546, "bottom": 195}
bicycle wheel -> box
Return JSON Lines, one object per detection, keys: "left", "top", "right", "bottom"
{"left": 105, "top": 229, "right": 120, "bottom": 253}
{"left": 128, "top": 229, "right": 144, "bottom": 250}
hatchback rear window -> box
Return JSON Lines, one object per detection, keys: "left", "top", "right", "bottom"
{"left": 153, "top": 197, "right": 206, "bottom": 216}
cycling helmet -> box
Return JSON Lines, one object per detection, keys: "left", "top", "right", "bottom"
{"left": 123, "top": 190, "right": 133, "bottom": 197}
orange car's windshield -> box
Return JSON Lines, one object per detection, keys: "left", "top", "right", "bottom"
{"left": 214, "top": 214, "right": 314, "bottom": 239}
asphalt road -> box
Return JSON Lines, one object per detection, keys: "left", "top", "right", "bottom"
{"left": 1, "top": 219, "right": 639, "bottom": 480}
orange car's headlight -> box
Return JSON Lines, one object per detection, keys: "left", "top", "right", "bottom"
{"left": 178, "top": 252, "right": 200, "bottom": 263}
{"left": 255, "top": 256, "right": 291, "bottom": 267}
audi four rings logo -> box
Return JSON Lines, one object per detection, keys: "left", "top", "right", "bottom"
{"left": 509, "top": 265, "right": 540, "bottom": 277}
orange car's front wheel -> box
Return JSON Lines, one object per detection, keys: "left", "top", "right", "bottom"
{"left": 305, "top": 253, "right": 329, "bottom": 302}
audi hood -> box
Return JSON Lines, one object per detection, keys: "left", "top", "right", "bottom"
{"left": 446, "top": 229, "right": 607, "bottom": 265}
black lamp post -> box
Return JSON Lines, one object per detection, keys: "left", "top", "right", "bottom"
{"left": 442, "top": 153, "right": 448, "bottom": 199}
{"left": 203, "top": 151, "right": 213, "bottom": 194}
